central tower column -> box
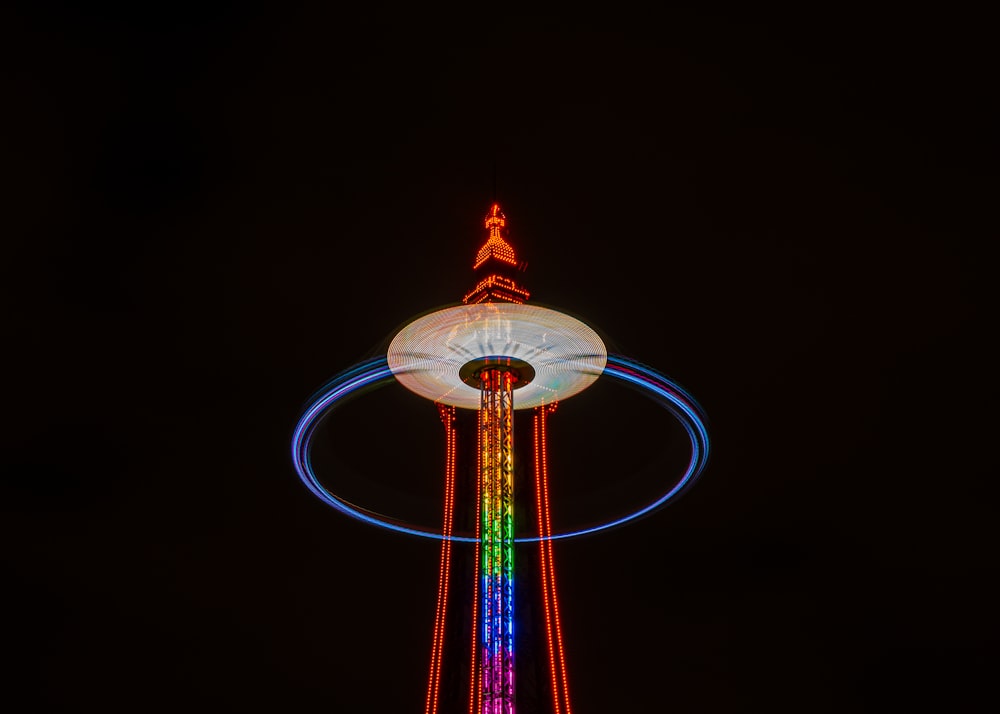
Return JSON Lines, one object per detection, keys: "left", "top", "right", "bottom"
{"left": 479, "top": 367, "right": 516, "bottom": 714}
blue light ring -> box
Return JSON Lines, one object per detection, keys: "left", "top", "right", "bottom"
{"left": 290, "top": 357, "right": 451, "bottom": 540}
{"left": 291, "top": 353, "right": 710, "bottom": 542}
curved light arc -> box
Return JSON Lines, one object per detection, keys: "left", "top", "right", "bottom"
{"left": 291, "top": 354, "right": 710, "bottom": 542}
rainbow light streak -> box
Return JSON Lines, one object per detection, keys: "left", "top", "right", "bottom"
{"left": 480, "top": 369, "right": 516, "bottom": 714}
{"left": 291, "top": 354, "right": 709, "bottom": 543}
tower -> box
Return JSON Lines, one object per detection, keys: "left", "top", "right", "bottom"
{"left": 291, "top": 200, "right": 709, "bottom": 714}
{"left": 421, "top": 204, "right": 574, "bottom": 714}
{"left": 467, "top": 205, "right": 525, "bottom": 714}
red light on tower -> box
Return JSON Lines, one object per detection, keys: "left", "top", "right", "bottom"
{"left": 474, "top": 204, "right": 518, "bottom": 269}
{"left": 464, "top": 204, "right": 530, "bottom": 305}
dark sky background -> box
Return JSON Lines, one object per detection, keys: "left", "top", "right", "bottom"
{"left": 5, "top": 4, "right": 997, "bottom": 712}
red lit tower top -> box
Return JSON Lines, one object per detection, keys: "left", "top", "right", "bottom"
{"left": 462, "top": 203, "right": 531, "bottom": 305}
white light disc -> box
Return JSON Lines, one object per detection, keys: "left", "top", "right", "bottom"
{"left": 387, "top": 303, "right": 607, "bottom": 410}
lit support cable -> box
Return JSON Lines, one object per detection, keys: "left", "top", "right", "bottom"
{"left": 539, "top": 403, "right": 572, "bottom": 714}
{"left": 426, "top": 404, "right": 457, "bottom": 714}
{"left": 533, "top": 403, "right": 572, "bottom": 714}
{"left": 533, "top": 406, "right": 559, "bottom": 714}
{"left": 469, "top": 405, "right": 483, "bottom": 714}
{"left": 480, "top": 369, "right": 516, "bottom": 714}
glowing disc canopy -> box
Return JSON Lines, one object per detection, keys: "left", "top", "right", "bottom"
{"left": 387, "top": 303, "right": 607, "bottom": 410}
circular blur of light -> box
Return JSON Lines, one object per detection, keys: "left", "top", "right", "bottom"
{"left": 387, "top": 303, "right": 608, "bottom": 410}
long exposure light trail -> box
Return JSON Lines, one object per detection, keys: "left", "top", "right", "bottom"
{"left": 291, "top": 353, "right": 710, "bottom": 543}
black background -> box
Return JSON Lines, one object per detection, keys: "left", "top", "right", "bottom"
{"left": 4, "top": 4, "right": 997, "bottom": 712}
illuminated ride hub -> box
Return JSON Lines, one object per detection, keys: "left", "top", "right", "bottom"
{"left": 291, "top": 203, "right": 710, "bottom": 714}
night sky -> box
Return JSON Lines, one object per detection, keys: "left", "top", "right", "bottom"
{"left": 5, "top": 5, "right": 997, "bottom": 712}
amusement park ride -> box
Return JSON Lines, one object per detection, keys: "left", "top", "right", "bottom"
{"left": 292, "top": 203, "right": 710, "bottom": 713}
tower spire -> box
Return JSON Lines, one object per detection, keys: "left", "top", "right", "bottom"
{"left": 463, "top": 203, "right": 530, "bottom": 305}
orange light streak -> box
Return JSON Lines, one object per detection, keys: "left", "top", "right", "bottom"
{"left": 542, "top": 404, "right": 572, "bottom": 714}
{"left": 534, "top": 408, "right": 562, "bottom": 714}
{"left": 469, "top": 407, "right": 483, "bottom": 714}
{"left": 426, "top": 405, "right": 457, "bottom": 714}
{"left": 536, "top": 403, "right": 573, "bottom": 714}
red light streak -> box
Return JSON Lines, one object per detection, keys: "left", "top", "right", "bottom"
{"left": 462, "top": 274, "right": 530, "bottom": 305}
{"left": 473, "top": 203, "right": 519, "bottom": 270}
{"left": 469, "top": 407, "right": 483, "bottom": 714}
{"left": 534, "top": 409, "right": 561, "bottom": 714}
{"left": 426, "top": 404, "right": 457, "bottom": 714}
{"left": 534, "top": 403, "right": 572, "bottom": 714}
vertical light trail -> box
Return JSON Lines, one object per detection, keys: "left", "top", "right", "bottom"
{"left": 469, "top": 406, "right": 483, "bottom": 714}
{"left": 480, "top": 369, "right": 515, "bottom": 714}
{"left": 533, "top": 407, "right": 561, "bottom": 714}
{"left": 426, "top": 404, "right": 457, "bottom": 714}
{"left": 540, "top": 404, "right": 572, "bottom": 714}
{"left": 534, "top": 403, "right": 572, "bottom": 714}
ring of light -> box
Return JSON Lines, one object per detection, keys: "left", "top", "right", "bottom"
{"left": 291, "top": 354, "right": 710, "bottom": 542}
{"left": 387, "top": 303, "right": 608, "bottom": 410}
